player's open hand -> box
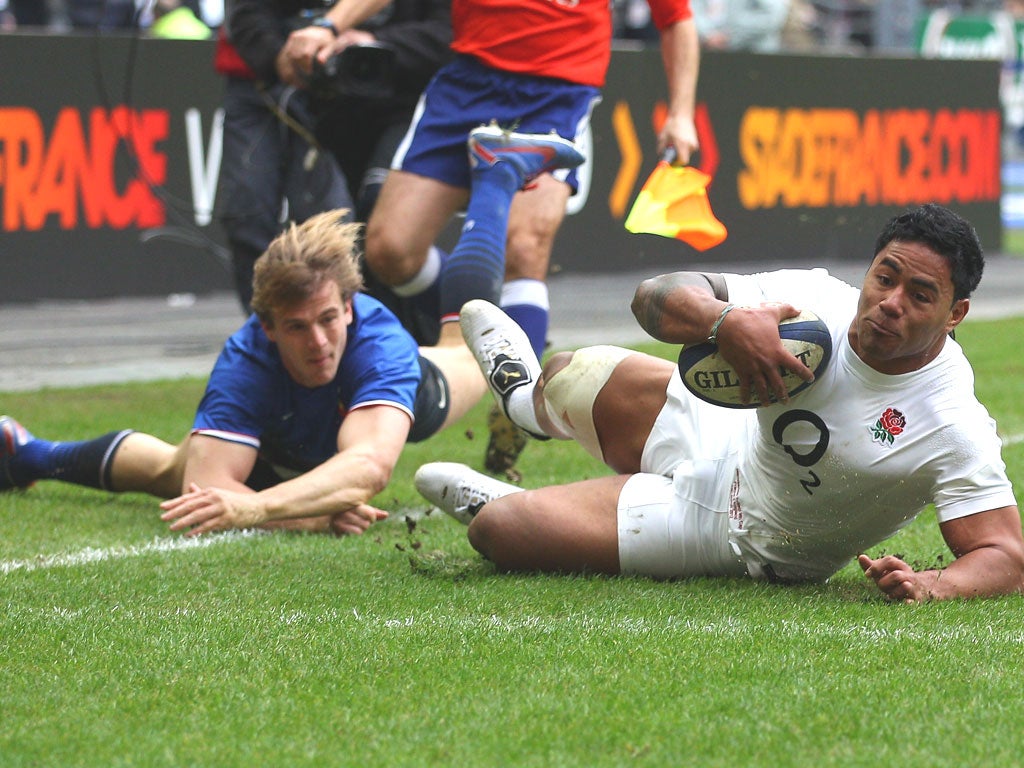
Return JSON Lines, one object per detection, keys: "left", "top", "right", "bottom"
{"left": 717, "top": 303, "right": 815, "bottom": 406}
{"left": 858, "top": 553, "right": 930, "bottom": 603}
{"left": 160, "top": 482, "right": 264, "bottom": 537}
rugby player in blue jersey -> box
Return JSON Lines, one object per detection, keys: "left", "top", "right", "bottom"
{"left": 1, "top": 211, "right": 486, "bottom": 536}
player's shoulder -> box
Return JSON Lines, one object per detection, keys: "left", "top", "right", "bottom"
{"left": 352, "top": 293, "right": 407, "bottom": 331}
{"left": 926, "top": 336, "right": 982, "bottom": 404}
{"left": 724, "top": 267, "right": 857, "bottom": 306}
{"left": 215, "top": 315, "right": 267, "bottom": 363}
{"left": 346, "top": 293, "right": 420, "bottom": 365}
{"left": 208, "top": 316, "right": 284, "bottom": 395}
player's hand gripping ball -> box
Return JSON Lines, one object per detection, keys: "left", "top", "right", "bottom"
{"left": 678, "top": 309, "right": 832, "bottom": 408}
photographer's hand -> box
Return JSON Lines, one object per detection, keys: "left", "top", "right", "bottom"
{"left": 277, "top": 26, "right": 335, "bottom": 88}
{"left": 318, "top": 29, "right": 376, "bottom": 67}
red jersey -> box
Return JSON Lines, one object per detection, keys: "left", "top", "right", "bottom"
{"left": 451, "top": 0, "right": 692, "bottom": 87}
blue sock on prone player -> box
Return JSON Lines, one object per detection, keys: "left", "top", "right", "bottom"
{"left": 3, "top": 424, "right": 133, "bottom": 491}
{"left": 500, "top": 279, "right": 549, "bottom": 359}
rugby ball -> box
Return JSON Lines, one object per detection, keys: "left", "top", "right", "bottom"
{"left": 677, "top": 309, "right": 832, "bottom": 408}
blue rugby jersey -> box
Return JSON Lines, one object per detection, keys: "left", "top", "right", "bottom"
{"left": 192, "top": 293, "right": 421, "bottom": 472}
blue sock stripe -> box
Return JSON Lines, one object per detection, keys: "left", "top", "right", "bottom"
{"left": 101, "top": 430, "right": 135, "bottom": 491}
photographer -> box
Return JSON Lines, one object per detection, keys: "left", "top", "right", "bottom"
{"left": 221, "top": 0, "right": 452, "bottom": 319}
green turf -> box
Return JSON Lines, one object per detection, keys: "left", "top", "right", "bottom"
{"left": 1003, "top": 228, "right": 1024, "bottom": 256}
{"left": 1, "top": 318, "right": 1022, "bottom": 767}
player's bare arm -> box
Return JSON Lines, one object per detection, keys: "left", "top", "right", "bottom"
{"left": 657, "top": 18, "right": 700, "bottom": 161}
{"left": 859, "top": 505, "right": 1024, "bottom": 602}
{"left": 161, "top": 406, "right": 408, "bottom": 536}
{"left": 713, "top": 305, "right": 816, "bottom": 406}
{"left": 632, "top": 273, "right": 812, "bottom": 404}
{"left": 277, "top": 26, "right": 334, "bottom": 87}
{"left": 631, "top": 271, "right": 728, "bottom": 342}
{"left": 158, "top": 433, "right": 269, "bottom": 533}
{"left": 181, "top": 433, "right": 259, "bottom": 494}
{"left": 321, "top": 0, "right": 394, "bottom": 63}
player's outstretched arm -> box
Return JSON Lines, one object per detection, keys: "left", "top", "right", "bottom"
{"left": 859, "top": 504, "right": 1024, "bottom": 602}
{"left": 253, "top": 404, "right": 407, "bottom": 528}
{"left": 161, "top": 406, "right": 407, "bottom": 536}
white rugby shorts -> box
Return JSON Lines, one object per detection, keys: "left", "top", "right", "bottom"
{"left": 617, "top": 372, "right": 750, "bottom": 579}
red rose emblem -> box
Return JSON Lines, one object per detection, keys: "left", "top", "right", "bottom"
{"left": 870, "top": 407, "right": 907, "bottom": 446}
{"left": 880, "top": 408, "right": 906, "bottom": 436}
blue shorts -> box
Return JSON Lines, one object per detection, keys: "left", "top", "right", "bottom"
{"left": 392, "top": 55, "right": 602, "bottom": 193}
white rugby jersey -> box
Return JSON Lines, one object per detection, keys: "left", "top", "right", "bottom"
{"left": 686, "top": 268, "right": 1016, "bottom": 582}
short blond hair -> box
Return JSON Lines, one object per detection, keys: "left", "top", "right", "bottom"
{"left": 251, "top": 210, "right": 364, "bottom": 325}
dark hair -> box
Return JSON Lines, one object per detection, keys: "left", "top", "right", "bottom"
{"left": 873, "top": 204, "right": 984, "bottom": 301}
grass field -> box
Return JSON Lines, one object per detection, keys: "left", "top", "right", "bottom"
{"left": 1, "top": 318, "right": 1023, "bottom": 767}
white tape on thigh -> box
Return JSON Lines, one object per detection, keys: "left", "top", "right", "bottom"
{"left": 542, "top": 345, "right": 634, "bottom": 462}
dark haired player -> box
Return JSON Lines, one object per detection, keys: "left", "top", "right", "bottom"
{"left": 417, "top": 204, "right": 1024, "bottom": 603}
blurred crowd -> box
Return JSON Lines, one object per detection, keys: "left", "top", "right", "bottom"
{"left": 614, "top": 0, "right": 1014, "bottom": 54}
{"left": 0, "top": 0, "right": 220, "bottom": 35}
{"left": 0, "top": 0, "right": 1008, "bottom": 52}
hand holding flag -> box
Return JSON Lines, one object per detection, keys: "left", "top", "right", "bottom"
{"left": 624, "top": 148, "right": 727, "bottom": 251}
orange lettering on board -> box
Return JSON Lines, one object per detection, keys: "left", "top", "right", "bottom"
{"left": 737, "top": 107, "right": 781, "bottom": 208}
{"left": 891, "top": 110, "right": 930, "bottom": 205}
{"left": 828, "top": 110, "right": 865, "bottom": 207}
{"left": 978, "top": 111, "right": 1000, "bottom": 199}
{"left": 737, "top": 107, "right": 1001, "bottom": 210}
{"left": 930, "top": 109, "right": 963, "bottom": 204}
{"left": 0, "top": 105, "right": 168, "bottom": 232}
{"left": 31, "top": 107, "right": 90, "bottom": 230}
{"left": 847, "top": 110, "right": 882, "bottom": 206}
{"left": 0, "top": 107, "right": 47, "bottom": 231}
{"left": 87, "top": 107, "right": 167, "bottom": 229}
{"left": 779, "top": 110, "right": 811, "bottom": 207}
{"left": 131, "top": 109, "right": 169, "bottom": 227}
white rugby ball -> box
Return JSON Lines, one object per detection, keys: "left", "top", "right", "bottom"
{"left": 677, "top": 309, "right": 832, "bottom": 409}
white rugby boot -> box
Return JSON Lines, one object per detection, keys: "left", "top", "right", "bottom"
{"left": 414, "top": 462, "right": 522, "bottom": 525}
{"left": 459, "top": 299, "right": 547, "bottom": 439}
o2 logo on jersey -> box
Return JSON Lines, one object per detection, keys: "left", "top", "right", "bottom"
{"left": 772, "top": 410, "right": 829, "bottom": 495}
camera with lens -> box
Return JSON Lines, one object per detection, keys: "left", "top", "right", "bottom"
{"left": 308, "top": 42, "right": 397, "bottom": 100}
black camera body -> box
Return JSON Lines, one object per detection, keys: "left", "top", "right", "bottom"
{"left": 309, "top": 42, "right": 396, "bottom": 100}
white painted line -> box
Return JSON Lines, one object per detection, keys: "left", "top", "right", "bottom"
{"left": 0, "top": 510, "right": 433, "bottom": 576}
{"left": 0, "top": 529, "right": 264, "bottom": 575}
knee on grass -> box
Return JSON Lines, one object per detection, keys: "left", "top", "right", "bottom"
{"left": 467, "top": 494, "right": 535, "bottom": 570}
